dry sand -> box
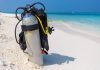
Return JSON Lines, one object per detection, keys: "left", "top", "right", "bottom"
{"left": 0, "top": 12, "right": 100, "bottom": 70}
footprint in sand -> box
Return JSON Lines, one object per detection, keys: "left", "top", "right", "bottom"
{"left": 0, "top": 60, "right": 16, "bottom": 70}
{"left": 0, "top": 34, "right": 8, "bottom": 43}
{"left": 0, "top": 22, "right": 1, "bottom": 25}
{"left": 0, "top": 34, "right": 13, "bottom": 43}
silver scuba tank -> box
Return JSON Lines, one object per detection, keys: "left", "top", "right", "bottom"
{"left": 22, "top": 13, "right": 43, "bottom": 65}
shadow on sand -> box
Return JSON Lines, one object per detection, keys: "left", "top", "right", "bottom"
{"left": 43, "top": 53, "right": 75, "bottom": 66}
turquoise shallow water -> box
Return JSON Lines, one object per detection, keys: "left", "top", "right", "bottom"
{"left": 47, "top": 13, "right": 100, "bottom": 31}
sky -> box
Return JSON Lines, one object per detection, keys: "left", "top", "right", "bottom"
{"left": 0, "top": 0, "right": 100, "bottom": 13}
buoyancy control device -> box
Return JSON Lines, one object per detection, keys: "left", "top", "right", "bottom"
{"left": 15, "top": 2, "right": 54, "bottom": 65}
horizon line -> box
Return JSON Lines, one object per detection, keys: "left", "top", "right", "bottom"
{"left": 1, "top": 11, "right": 100, "bottom": 15}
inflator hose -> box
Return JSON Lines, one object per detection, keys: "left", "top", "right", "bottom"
{"left": 35, "top": 15, "right": 48, "bottom": 35}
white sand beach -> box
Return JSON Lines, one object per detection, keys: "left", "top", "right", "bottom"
{"left": 0, "top": 12, "right": 100, "bottom": 70}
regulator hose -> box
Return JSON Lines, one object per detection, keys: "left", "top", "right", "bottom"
{"left": 15, "top": 7, "right": 25, "bottom": 44}
{"left": 15, "top": 2, "right": 46, "bottom": 44}
{"left": 15, "top": 2, "right": 45, "bottom": 21}
{"left": 15, "top": 20, "right": 22, "bottom": 44}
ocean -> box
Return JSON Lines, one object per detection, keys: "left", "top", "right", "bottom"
{"left": 47, "top": 13, "right": 100, "bottom": 31}
{"left": 2, "top": 12, "right": 100, "bottom": 31}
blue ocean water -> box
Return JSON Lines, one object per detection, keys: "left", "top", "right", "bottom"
{"left": 47, "top": 13, "right": 100, "bottom": 31}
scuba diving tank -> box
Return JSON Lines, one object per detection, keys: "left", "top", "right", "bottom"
{"left": 22, "top": 13, "right": 43, "bottom": 65}
{"left": 15, "top": 2, "right": 54, "bottom": 66}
